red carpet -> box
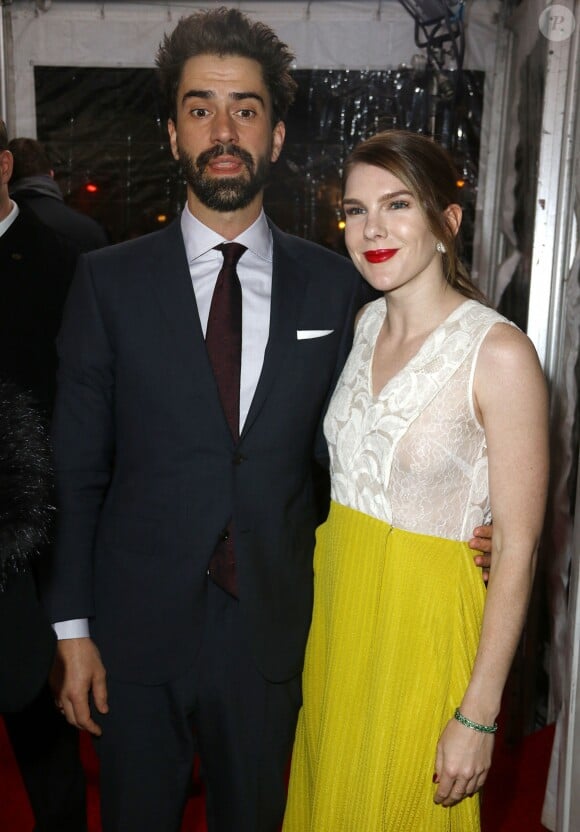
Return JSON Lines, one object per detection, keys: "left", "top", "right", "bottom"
{"left": 481, "top": 722, "right": 555, "bottom": 832}
{"left": 0, "top": 718, "right": 554, "bottom": 830}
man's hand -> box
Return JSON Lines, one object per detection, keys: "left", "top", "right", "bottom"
{"left": 469, "top": 525, "right": 493, "bottom": 582}
{"left": 49, "top": 637, "right": 108, "bottom": 736}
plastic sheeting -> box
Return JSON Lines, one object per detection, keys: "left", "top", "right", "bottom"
{"left": 31, "top": 64, "right": 483, "bottom": 245}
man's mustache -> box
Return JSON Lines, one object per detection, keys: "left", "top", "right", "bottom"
{"left": 196, "top": 144, "right": 254, "bottom": 172}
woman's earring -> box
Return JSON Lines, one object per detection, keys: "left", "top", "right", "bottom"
{"left": 436, "top": 241, "right": 446, "bottom": 254}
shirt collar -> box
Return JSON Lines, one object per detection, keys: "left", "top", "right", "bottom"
{"left": 0, "top": 199, "right": 19, "bottom": 238}
{"left": 180, "top": 204, "right": 272, "bottom": 264}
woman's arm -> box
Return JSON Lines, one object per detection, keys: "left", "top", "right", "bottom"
{"left": 434, "top": 322, "right": 549, "bottom": 807}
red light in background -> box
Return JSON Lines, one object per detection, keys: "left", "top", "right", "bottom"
{"left": 85, "top": 183, "right": 99, "bottom": 194}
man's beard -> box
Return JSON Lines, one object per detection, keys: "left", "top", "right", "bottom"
{"left": 179, "top": 143, "right": 271, "bottom": 211}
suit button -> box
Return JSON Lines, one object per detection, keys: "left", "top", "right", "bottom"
{"left": 233, "top": 453, "right": 246, "bottom": 465}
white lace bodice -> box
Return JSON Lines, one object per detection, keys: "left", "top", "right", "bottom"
{"left": 325, "top": 298, "right": 514, "bottom": 540}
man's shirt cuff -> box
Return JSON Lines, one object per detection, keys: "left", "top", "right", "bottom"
{"left": 52, "top": 619, "right": 90, "bottom": 639}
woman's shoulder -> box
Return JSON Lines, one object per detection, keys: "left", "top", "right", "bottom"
{"left": 481, "top": 315, "right": 536, "bottom": 360}
{"left": 476, "top": 314, "right": 546, "bottom": 394}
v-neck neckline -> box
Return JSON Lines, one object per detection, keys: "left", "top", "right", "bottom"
{"left": 368, "top": 299, "right": 472, "bottom": 399}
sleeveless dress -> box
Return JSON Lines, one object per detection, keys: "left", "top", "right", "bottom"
{"left": 283, "top": 298, "right": 513, "bottom": 832}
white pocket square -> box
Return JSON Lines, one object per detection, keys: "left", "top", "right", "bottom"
{"left": 296, "top": 329, "right": 334, "bottom": 340}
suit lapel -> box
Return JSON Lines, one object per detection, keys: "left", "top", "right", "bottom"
{"left": 241, "top": 223, "right": 307, "bottom": 438}
{"left": 142, "top": 220, "right": 308, "bottom": 444}
{"left": 143, "top": 220, "right": 201, "bottom": 337}
{"left": 142, "top": 220, "right": 233, "bottom": 441}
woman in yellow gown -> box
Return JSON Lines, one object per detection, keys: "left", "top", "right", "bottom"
{"left": 283, "top": 131, "right": 549, "bottom": 831}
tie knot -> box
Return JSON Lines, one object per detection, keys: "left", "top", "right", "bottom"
{"left": 215, "top": 242, "right": 247, "bottom": 269}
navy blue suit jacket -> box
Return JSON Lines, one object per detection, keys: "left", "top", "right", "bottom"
{"left": 45, "top": 218, "right": 362, "bottom": 684}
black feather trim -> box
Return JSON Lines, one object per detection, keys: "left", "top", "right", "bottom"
{"left": 0, "top": 378, "right": 53, "bottom": 591}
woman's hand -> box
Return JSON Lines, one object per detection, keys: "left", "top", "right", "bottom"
{"left": 433, "top": 717, "right": 494, "bottom": 807}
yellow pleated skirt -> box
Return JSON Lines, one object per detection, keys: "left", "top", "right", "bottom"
{"left": 283, "top": 501, "right": 486, "bottom": 832}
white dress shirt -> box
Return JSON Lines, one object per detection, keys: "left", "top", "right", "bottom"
{"left": 0, "top": 200, "right": 19, "bottom": 237}
{"left": 181, "top": 204, "right": 272, "bottom": 430}
{"left": 53, "top": 207, "right": 274, "bottom": 639}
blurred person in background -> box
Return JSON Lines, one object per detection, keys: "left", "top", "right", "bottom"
{"left": 0, "top": 118, "right": 87, "bottom": 832}
{"left": 9, "top": 136, "right": 109, "bottom": 255}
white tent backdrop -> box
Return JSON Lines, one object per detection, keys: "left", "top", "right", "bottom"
{"left": 3, "top": 0, "right": 500, "bottom": 136}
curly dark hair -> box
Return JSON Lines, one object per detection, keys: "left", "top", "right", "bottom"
{"left": 156, "top": 6, "right": 297, "bottom": 126}
{"left": 344, "top": 130, "right": 488, "bottom": 304}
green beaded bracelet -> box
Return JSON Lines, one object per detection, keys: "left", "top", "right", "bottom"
{"left": 454, "top": 708, "right": 498, "bottom": 734}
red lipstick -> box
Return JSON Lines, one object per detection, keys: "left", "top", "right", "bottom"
{"left": 363, "top": 249, "right": 398, "bottom": 263}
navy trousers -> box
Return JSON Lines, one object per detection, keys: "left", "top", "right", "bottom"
{"left": 95, "top": 580, "right": 302, "bottom": 832}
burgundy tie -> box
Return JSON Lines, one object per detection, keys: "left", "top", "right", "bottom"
{"left": 205, "top": 242, "right": 246, "bottom": 596}
{"left": 205, "top": 242, "right": 246, "bottom": 439}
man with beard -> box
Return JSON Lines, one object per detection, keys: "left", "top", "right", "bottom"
{"left": 45, "top": 8, "right": 492, "bottom": 832}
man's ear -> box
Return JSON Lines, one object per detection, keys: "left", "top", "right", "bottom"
{"left": 271, "top": 121, "right": 285, "bottom": 163}
{"left": 0, "top": 149, "right": 13, "bottom": 185}
{"left": 167, "top": 119, "right": 179, "bottom": 162}
{"left": 444, "top": 203, "right": 462, "bottom": 237}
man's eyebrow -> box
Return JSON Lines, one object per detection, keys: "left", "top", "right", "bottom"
{"left": 182, "top": 89, "right": 213, "bottom": 104}
{"left": 231, "top": 91, "right": 265, "bottom": 107}
{"left": 181, "top": 90, "right": 265, "bottom": 107}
